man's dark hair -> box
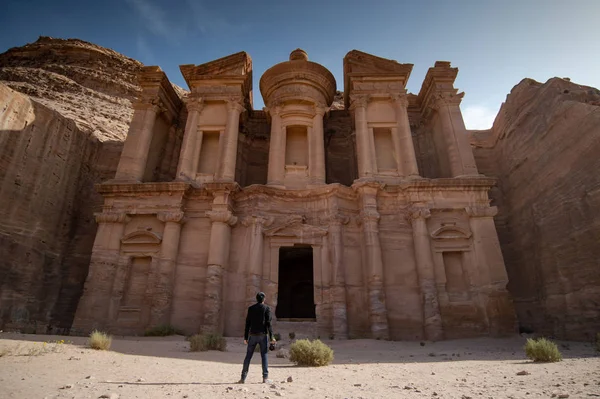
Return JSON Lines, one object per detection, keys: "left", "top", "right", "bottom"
{"left": 256, "top": 292, "right": 266, "bottom": 303}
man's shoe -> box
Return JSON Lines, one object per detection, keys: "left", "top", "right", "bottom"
{"left": 262, "top": 378, "right": 272, "bottom": 384}
{"left": 237, "top": 379, "right": 245, "bottom": 384}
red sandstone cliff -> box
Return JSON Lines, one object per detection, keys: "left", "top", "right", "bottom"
{"left": 0, "top": 37, "right": 150, "bottom": 332}
{"left": 471, "top": 77, "right": 600, "bottom": 341}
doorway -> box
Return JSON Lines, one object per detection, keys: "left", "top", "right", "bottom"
{"left": 276, "top": 245, "right": 316, "bottom": 320}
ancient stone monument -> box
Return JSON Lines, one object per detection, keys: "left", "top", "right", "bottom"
{"left": 71, "top": 49, "right": 516, "bottom": 340}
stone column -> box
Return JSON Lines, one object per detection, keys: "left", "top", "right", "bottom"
{"left": 355, "top": 183, "right": 388, "bottom": 339}
{"left": 431, "top": 93, "right": 478, "bottom": 177}
{"left": 310, "top": 105, "right": 327, "bottom": 185}
{"left": 392, "top": 94, "right": 420, "bottom": 177}
{"left": 350, "top": 95, "right": 375, "bottom": 178}
{"left": 408, "top": 206, "right": 444, "bottom": 341}
{"left": 219, "top": 97, "right": 245, "bottom": 182}
{"left": 267, "top": 105, "right": 284, "bottom": 186}
{"left": 149, "top": 211, "right": 185, "bottom": 326}
{"left": 465, "top": 205, "right": 516, "bottom": 335}
{"left": 72, "top": 212, "right": 129, "bottom": 332}
{"left": 202, "top": 209, "right": 237, "bottom": 334}
{"left": 328, "top": 214, "right": 350, "bottom": 339}
{"left": 242, "top": 216, "right": 272, "bottom": 308}
{"left": 115, "top": 100, "right": 161, "bottom": 181}
{"left": 176, "top": 97, "right": 203, "bottom": 180}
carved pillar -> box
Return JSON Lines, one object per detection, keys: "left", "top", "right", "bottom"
{"left": 176, "top": 97, "right": 203, "bottom": 180}
{"left": 72, "top": 212, "right": 130, "bottom": 332}
{"left": 218, "top": 97, "right": 245, "bottom": 182}
{"left": 242, "top": 216, "right": 272, "bottom": 308}
{"left": 431, "top": 93, "right": 478, "bottom": 177}
{"left": 392, "top": 94, "right": 420, "bottom": 177}
{"left": 350, "top": 95, "right": 375, "bottom": 178}
{"left": 408, "top": 206, "right": 444, "bottom": 341}
{"left": 465, "top": 205, "right": 516, "bottom": 335}
{"left": 148, "top": 211, "right": 185, "bottom": 326}
{"left": 327, "top": 214, "right": 350, "bottom": 339}
{"left": 115, "top": 100, "right": 161, "bottom": 181}
{"left": 267, "top": 105, "right": 284, "bottom": 186}
{"left": 355, "top": 183, "right": 388, "bottom": 339}
{"left": 202, "top": 209, "right": 237, "bottom": 334}
{"left": 310, "top": 105, "right": 326, "bottom": 185}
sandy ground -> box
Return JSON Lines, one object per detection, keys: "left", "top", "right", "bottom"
{"left": 0, "top": 333, "right": 598, "bottom": 399}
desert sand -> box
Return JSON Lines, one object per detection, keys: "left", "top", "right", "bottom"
{"left": 0, "top": 333, "right": 598, "bottom": 399}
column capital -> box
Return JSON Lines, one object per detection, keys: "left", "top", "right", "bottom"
{"left": 349, "top": 94, "right": 370, "bottom": 111}
{"left": 319, "top": 213, "right": 350, "bottom": 227}
{"left": 157, "top": 211, "right": 186, "bottom": 223}
{"left": 94, "top": 212, "right": 130, "bottom": 224}
{"left": 226, "top": 96, "right": 245, "bottom": 113}
{"left": 359, "top": 208, "right": 380, "bottom": 224}
{"left": 240, "top": 215, "right": 274, "bottom": 228}
{"left": 465, "top": 205, "right": 498, "bottom": 218}
{"left": 313, "top": 103, "right": 327, "bottom": 117}
{"left": 265, "top": 104, "right": 283, "bottom": 117}
{"left": 391, "top": 93, "right": 409, "bottom": 108}
{"left": 407, "top": 206, "right": 431, "bottom": 222}
{"left": 186, "top": 96, "right": 204, "bottom": 113}
{"left": 430, "top": 91, "right": 464, "bottom": 110}
{"left": 206, "top": 210, "right": 238, "bottom": 226}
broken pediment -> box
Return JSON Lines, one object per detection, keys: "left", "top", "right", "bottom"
{"left": 430, "top": 225, "right": 472, "bottom": 241}
{"left": 121, "top": 230, "right": 162, "bottom": 245}
{"left": 180, "top": 52, "right": 252, "bottom": 87}
{"left": 343, "top": 50, "right": 413, "bottom": 108}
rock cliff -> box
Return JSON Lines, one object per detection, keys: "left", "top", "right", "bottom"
{"left": 471, "top": 77, "right": 600, "bottom": 340}
{"left": 0, "top": 37, "right": 150, "bottom": 333}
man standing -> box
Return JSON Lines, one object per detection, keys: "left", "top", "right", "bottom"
{"left": 239, "top": 292, "right": 276, "bottom": 384}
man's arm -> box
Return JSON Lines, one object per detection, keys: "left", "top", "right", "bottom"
{"left": 265, "top": 306, "right": 274, "bottom": 341}
{"left": 244, "top": 308, "right": 251, "bottom": 341}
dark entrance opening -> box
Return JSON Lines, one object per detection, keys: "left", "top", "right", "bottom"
{"left": 276, "top": 245, "right": 316, "bottom": 320}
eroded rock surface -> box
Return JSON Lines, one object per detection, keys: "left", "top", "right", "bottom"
{"left": 471, "top": 77, "right": 600, "bottom": 340}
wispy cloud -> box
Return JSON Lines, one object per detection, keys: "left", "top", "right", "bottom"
{"left": 462, "top": 105, "right": 499, "bottom": 130}
{"left": 135, "top": 35, "right": 155, "bottom": 64}
{"left": 125, "top": 0, "right": 184, "bottom": 42}
{"left": 126, "top": 0, "right": 245, "bottom": 42}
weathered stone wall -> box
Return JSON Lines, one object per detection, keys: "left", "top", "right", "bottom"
{"left": 0, "top": 84, "right": 116, "bottom": 332}
{"left": 471, "top": 78, "right": 600, "bottom": 340}
{"left": 324, "top": 110, "right": 357, "bottom": 185}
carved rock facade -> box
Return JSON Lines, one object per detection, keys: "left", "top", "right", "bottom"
{"left": 72, "top": 50, "right": 517, "bottom": 339}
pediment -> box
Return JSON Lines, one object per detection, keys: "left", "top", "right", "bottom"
{"left": 180, "top": 52, "right": 252, "bottom": 87}
{"left": 121, "top": 230, "right": 162, "bottom": 245}
{"left": 430, "top": 225, "right": 472, "bottom": 240}
{"left": 264, "top": 220, "right": 327, "bottom": 239}
{"left": 344, "top": 50, "right": 413, "bottom": 77}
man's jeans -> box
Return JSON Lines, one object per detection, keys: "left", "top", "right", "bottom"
{"left": 241, "top": 334, "right": 268, "bottom": 380}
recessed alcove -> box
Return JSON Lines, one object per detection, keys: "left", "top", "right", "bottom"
{"left": 197, "top": 131, "right": 220, "bottom": 175}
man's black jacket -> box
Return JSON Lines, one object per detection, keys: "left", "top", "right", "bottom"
{"left": 244, "top": 302, "right": 273, "bottom": 341}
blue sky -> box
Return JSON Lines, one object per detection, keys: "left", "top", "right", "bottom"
{"left": 1, "top": 0, "right": 599, "bottom": 129}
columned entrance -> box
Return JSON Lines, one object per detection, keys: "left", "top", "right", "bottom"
{"left": 276, "top": 245, "right": 315, "bottom": 320}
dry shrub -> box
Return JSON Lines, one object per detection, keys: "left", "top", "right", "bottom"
{"left": 144, "top": 324, "right": 183, "bottom": 337}
{"left": 289, "top": 339, "right": 334, "bottom": 366}
{"left": 524, "top": 337, "right": 562, "bottom": 362}
{"left": 189, "top": 333, "right": 227, "bottom": 352}
{"left": 88, "top": 330, "right": 112, "bottom": 350}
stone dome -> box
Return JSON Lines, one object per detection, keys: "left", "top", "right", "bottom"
{"left": 259, "top": 50, "right": 336, "bottom": 107}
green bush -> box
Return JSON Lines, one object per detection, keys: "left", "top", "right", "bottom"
{"left": 189, "top": 333, "right": 227, "bottom": 352}
{"left": 88, "top": 330, "right": 112, "bottom": 350}
{"left": 289, "top": 339, "right": 334, "bottom": 366}
{"left": 274, "top": 333, "right": 281, "bottom": 341}
{"left": 524, "top": 337, "right": 562, "bottom": 362}
{"left": 144, "top": 324, "right": 183, "bottom": 337}
{"left": 288, "top": 332, "right": 296, "bottom": 340}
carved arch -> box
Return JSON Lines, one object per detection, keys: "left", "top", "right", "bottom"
{"left": 121, "top": 230, "right": 163, "bottom": 245}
